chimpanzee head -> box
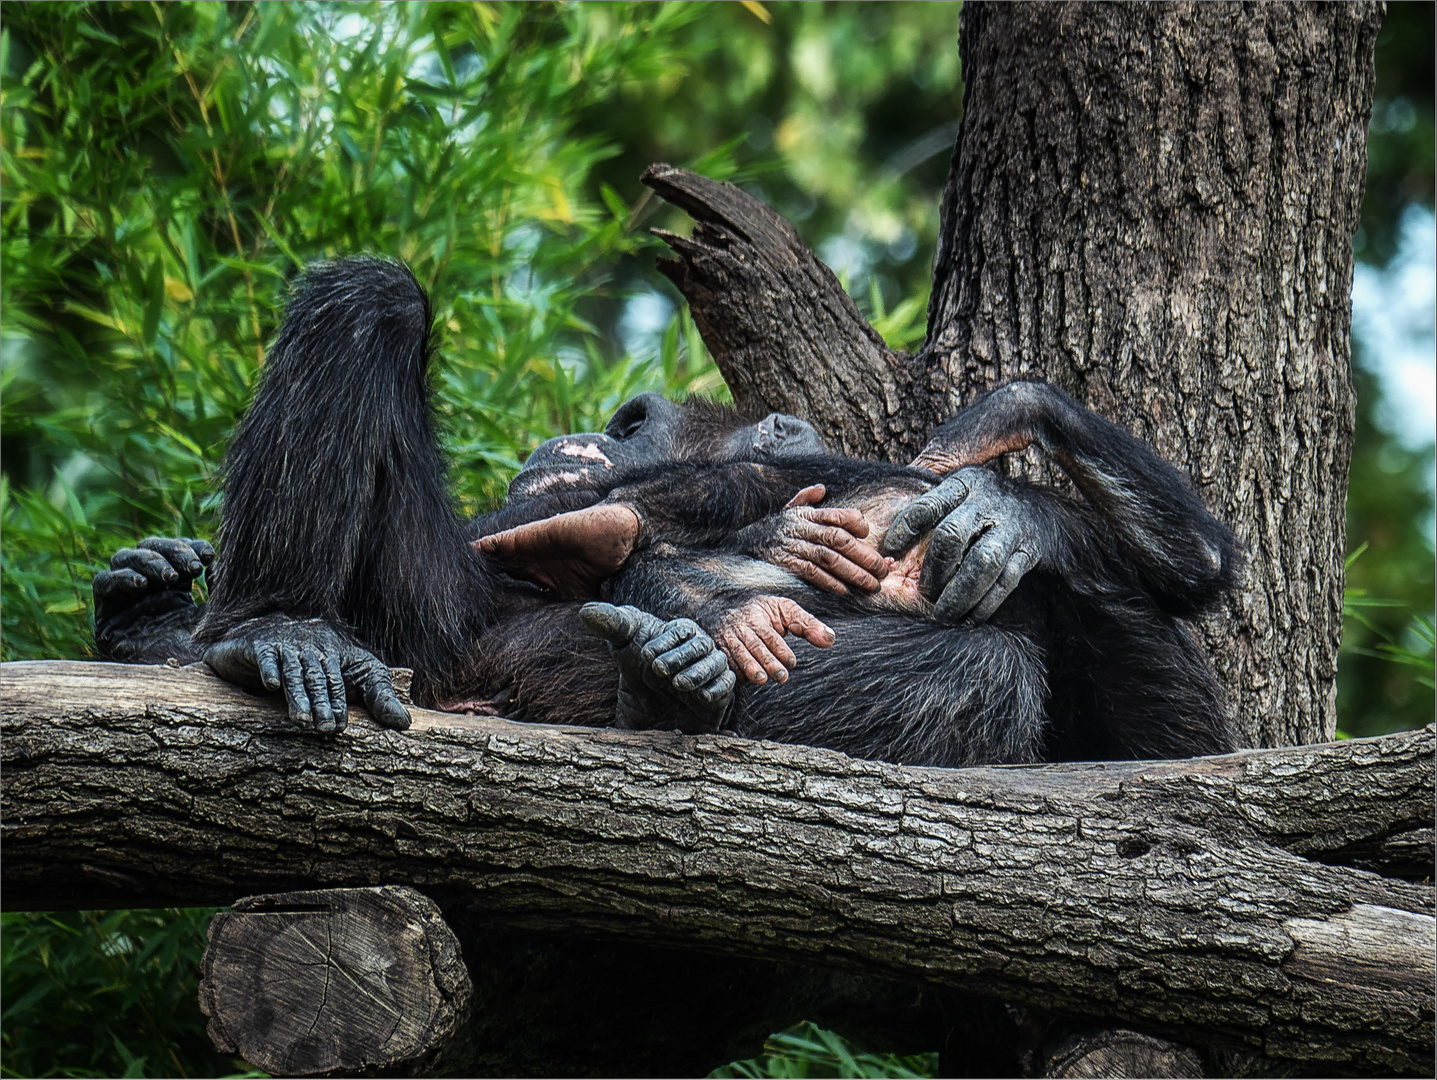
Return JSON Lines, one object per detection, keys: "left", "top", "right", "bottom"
{"left": 507, "top": 393, "right": 826, "bottom": 501}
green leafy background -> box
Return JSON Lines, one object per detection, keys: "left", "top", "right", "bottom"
{"left": 2, "top": 3, "right": 1430, "bottom": 1076}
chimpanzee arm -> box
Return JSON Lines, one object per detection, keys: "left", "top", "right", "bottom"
{"left": 93, "top": 537, "right": 214, "bottom": 663}
{"left": 904, "top": 381, "right": 1238, "bottom": 616}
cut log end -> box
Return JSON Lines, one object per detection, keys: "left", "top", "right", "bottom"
{"left": 199, "top": 886, "right": 470, "bottom": 1077}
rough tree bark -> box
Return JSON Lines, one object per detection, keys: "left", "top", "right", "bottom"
{"left": 2, "top": 661, "right": 1432, "bottom": 1076}
{"left": 649, "top": 3, "right": 1383, "bottom": 752}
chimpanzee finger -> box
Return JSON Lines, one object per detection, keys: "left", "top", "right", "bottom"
{"left": 137, "top": 537, "right": 206, "bottom": 578}
{"left": 799, "top": 520, "right": 887, "bottom": 573}
{"left": 786, "top": 538, "right": 884, "bottom": 593}
{"left": 182, "top": 538, "right": 216, "bottom": 566}
{"left": 803, "top": 506, "right": 873, "bottom": 539}
{"left": 671, "top": 649, "right": 730, "bottom": 694}
{"left": 932, "top": 533, "right": 1010, "bottom": 625}
{"left": 782, "top": 484, "right": 826, "bottom": 509}
{"left": 753, "top": 621, "right": 798, "bottom": 671}
{"left": 714, "top": 627, "right": 769, "bottom": 685}
{"left": 919, "top": 499, "right": 990, "bottom": 600}
{"left": 256, "top": 641, "right": 281, "bottom": 691}
{"left": 278, "top": 645, "right": 312, "bottom": 725}
{"left": 969, "top": 550, "right": 1037, "bottom": 624}
{"left": 345, "top": 655, "right": 411, "bottom": 730}
{"left": 580, "top": 602, "right": 646, "bottom": 647}
{"left": 110, "top": 547, "right": 181, "bottom": 587}
{"left": 697, "top": 667, "right": 737, "bottom": 706}
{"left": 93, "top": 568, "right": 152, "bottom": 602}
{"left": 651, "top": 634, "right": 714, "bottom": 678}
{"left": 881, "top": 474, "right": 972, "bottom": 556}
{"left": 301, "top": 650, "right": 335, "bottom": 732}
{"left": 774, "top": 600, "right": 835, "bottom": 649}
{"left": 638, "top": 618, "right": 704, "bottom": 665}
{"left": 737, "top": 622, "right": 789, "bottom": 683}
{"left": 323, "top": 653, "right": 348, "bottom": 733}
{"left": 781, "top": 557, "right": 850, "bottom": 595}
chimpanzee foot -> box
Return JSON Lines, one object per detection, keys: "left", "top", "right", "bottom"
{"left": 580, "top": 603, "right": 736, "bottom": 735}
{"left": 202, "top": 615, "right": 410, "bottom": 734}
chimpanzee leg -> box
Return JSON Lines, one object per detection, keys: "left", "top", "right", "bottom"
{"left": 911, "top": 381, "right": 1238, "bottom": 615}
{"left": 455, "top": 598, "right": 623, "bottom": 726}
{"left": 1042, "top": 586, "right": 1233, "bottom": 760}
{"left": 735, "top": 615, "right": 1049, "bottom": 769}
{"left": 195, "top": 257, "right": 497, "bottom": 705}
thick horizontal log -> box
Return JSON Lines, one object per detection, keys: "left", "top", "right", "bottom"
{"left": 2, "top": 660, "right": 1433, "bottom": 1073}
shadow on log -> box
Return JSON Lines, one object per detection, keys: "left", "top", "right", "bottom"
{"left": 200, "top": 886, "right": 956, "bottom": 1078}
{"left": 2, "top": 660, "right": 1433, "bottom": 1076}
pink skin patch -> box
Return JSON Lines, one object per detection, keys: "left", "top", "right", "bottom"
{"left": 557, "top": 440, "right": 615, "bottom": 467}
{"left": 854, "top": 495, "right": 933, "bottom": 611}
{"left": 878, "top": 544, "right": 929, "bottom": 607}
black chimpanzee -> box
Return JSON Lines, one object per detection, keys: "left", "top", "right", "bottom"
{"left": 95, "top": 256, "right": 1239, "bottom": 766}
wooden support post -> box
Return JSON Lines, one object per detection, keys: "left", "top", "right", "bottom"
{"left": 199, "top": 886, "right": 471, "bottom": 1077}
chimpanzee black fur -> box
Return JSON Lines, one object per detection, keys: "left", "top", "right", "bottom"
{"left": 94, "top": 256, "right": 1239, "bottom": 765}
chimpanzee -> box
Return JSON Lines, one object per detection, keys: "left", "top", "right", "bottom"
{"left": 94, "top": 256, "right": 1238, "bottom": 766}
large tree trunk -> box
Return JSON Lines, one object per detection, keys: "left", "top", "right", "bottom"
{"left": 639, "top": 5, "right": 1386, "bottom": 1073}
{"left": 651, "top": 3, "right": 1382, "bottom": 751}
{"left": 926, "top": 2, "right": 1380, "bottom": 750}
{"left": 2, "top": 661, "right": 1433, "bottom": 1076}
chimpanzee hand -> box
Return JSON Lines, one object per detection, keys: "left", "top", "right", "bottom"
{"left": 580, "top": 603, "right": 736, "bottom": 734}
{"left": 708, "top": 595, "right": 835, "bottom": 686}
{"left": 202, "top": 615, "right": 411, "bottom": 734}
{"left": 93, "top": 537, "right": 214, "bottom": 662}
{"left": 736, "top": 485, "right": 890, "bottom": 595}
{"left": 881, "top": 467, "right": 1043, "bottom": 624}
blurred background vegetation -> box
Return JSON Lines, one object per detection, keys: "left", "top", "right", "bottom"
{"left": 1, "top": 2, "right": 1430, "bottom": 1077}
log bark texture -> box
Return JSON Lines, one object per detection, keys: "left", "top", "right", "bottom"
{"left": 648, "top": 3, "right": 1382, "bottom": 752}
{"left": 3, "top": 660, "right": 1432, "bottom": 1074}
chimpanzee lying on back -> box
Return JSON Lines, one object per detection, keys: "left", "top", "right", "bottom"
{"left": 94, "top": 256, "right": 1239, "bottom": 766}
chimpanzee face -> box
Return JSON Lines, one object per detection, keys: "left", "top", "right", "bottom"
{"left": 734, "top": 411, "right": 827, "bottom": 459}
{"left": 507, "top": 393, "right": 826, "bottom": 502}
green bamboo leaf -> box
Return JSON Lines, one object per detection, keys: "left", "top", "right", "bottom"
{"left": 141, "top": 256, "right": 164, "bottom": 348}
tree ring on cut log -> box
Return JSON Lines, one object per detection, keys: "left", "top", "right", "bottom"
{"left": 198, "top": 885, "right": 470, "bottom": 1076}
